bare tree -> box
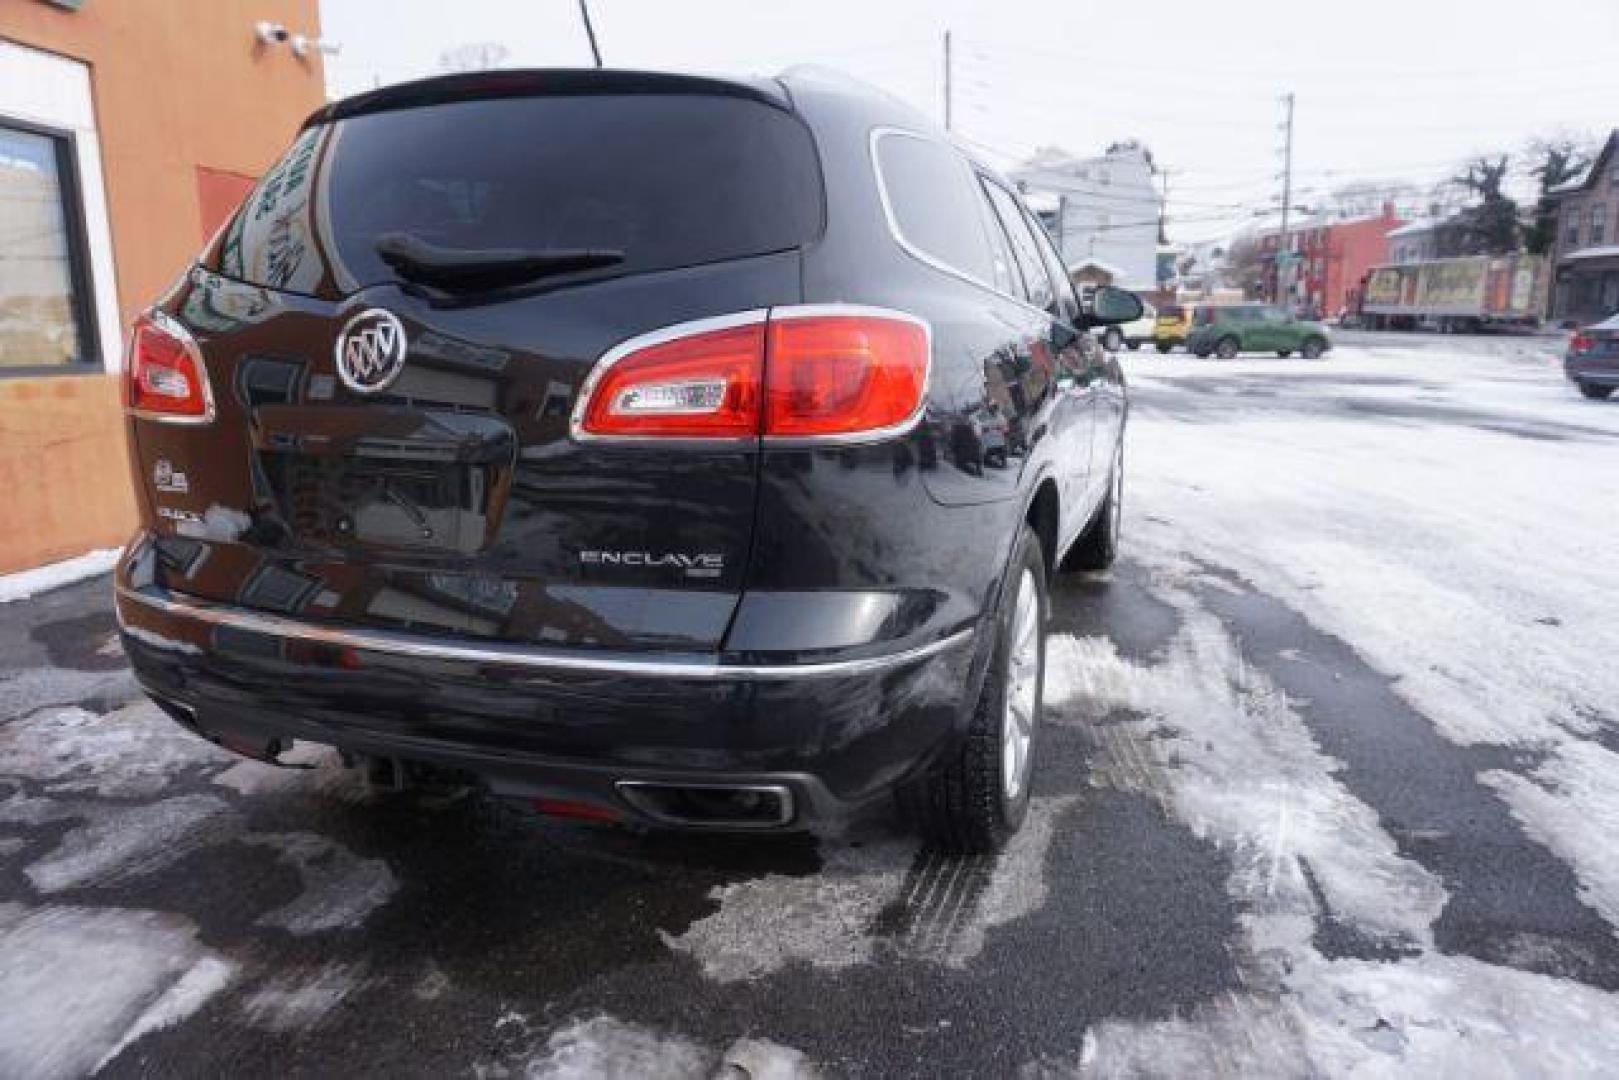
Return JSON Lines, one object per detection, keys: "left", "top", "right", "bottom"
{"left": 1524, "top": 134, "right": 1598, "bottom": 254}
{"left": 1449, "top": 156, "right": 1520, "bottom": 255}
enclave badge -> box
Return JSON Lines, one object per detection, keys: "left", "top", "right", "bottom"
{"left": 334, "top": 308, "right": 408, "bottom": 394}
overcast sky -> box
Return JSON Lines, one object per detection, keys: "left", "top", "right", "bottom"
{"left": 317, "top": 0, "right": 1619, "bottom": 243}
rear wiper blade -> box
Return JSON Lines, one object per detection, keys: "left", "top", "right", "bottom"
{"left": 374, "top": 231, "right": 624, "bottom": 291}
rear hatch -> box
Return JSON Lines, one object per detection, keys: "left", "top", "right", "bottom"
{"left": 1574, "top": 318, "right": 1619, "bottom": 363}
{"left": 127, "top": 75, "right": 822, "bottom": 652}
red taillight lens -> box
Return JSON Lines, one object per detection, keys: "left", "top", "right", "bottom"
{"left": 576, "top": 319, "right": 765, "bottom": 440}
{"left": 764, "top": 312, "right": 929, "bottom": 439}
{"left": 125, "top": 312, "right": 213, "bottom": 421}
{"left": 575, "top": 307, "right": 930, "bottom": 444}
{"left": 1571, "top": 333, "right": 1594, "bottom": 353}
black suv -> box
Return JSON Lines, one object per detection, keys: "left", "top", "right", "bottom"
{"left": 115, "top": 68, "right": 1136, "bottom": 850}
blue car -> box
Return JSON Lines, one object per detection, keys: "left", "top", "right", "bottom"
{"left": 1567, "top": 314, "right": 1619, "bottom": 400}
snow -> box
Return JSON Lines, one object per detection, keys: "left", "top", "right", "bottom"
{"left": 0, "top": 547, "right": 120, "bottom": 603}
{"left": 663, "top": 796, "right": 1076, "bottom": 982}
{"left": 92, "top": 957, "right": 236, "bottom": 1072}
{"left": 242, "top": 832, "right": 398, "bottom": 934}
{"left": 1562, "top": 244, "right": 1619, "bottom": 263}
{"left": 0, "top": 904, "right": 231, "bottom": 1080}
{"left": 25, "top": 794, "right": 238, "bottom": 893}
{"left": 0, "top": 703, "right": 228, "bottom": 799}
{"left": 506, "top": 1014, "right": 821, "bottom": 1080}
{"left": 1058, "top": 340, "right": 1619, "bottom": 1073}
{"left": 241, "top": 963, "right": 365, "bottom": 1032}
{"left": 521, "top": 1015, "right": 714, "bottom": 1079}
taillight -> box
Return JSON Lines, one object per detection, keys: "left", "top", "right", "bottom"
{"left": 573, "top": 306, "right": 930, "bottom": 444}
{"left": 764, "top": 309, "right": 930, "bottom": 439}
{"left": 1571, "top": 333, "right": 1594, "bottom": 353}
{"left": 574, "top": 313, "right": 764, "bottom": 441}
{"left": 124, "top": 311, "right": 214, "bottom": 422}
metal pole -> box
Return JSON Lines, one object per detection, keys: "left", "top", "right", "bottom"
{"left": 1278, "top": 92, "right": 1295, "bottom": 304}
{"left": 578, "top": 0, "right": 603, "bottom": 68}
{"left": 943, "top": 31, "right": 953, "bottom": 131}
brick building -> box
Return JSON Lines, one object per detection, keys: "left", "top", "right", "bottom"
{"left": 1256, "top": 204, "right": 1406, "bottom": 317}
{"left": 0, "top": 1, "right": 326, "bottom": 572}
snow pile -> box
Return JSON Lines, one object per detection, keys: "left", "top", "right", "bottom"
{"left": 0, "top": 548, "right": 121, "bottom": 604}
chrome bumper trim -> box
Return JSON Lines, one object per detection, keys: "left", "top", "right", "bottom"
{"left": 115, "top": 584, "right": 972, "bottom": 680}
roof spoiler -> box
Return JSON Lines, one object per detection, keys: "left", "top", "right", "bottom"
{"left": 303, "top": 68, "right": 791, "bottom": 128}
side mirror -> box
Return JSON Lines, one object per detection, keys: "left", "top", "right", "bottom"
{"left": 1081, "top": 286, "right": 1145, "bottom": 328}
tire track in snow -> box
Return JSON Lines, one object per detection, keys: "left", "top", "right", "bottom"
{"left": 1043, "top": 556, "right": 1619, "bottom": 1073}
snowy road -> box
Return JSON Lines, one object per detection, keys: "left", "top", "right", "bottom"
{"left": 2, "top": 334, "right": 1618, "bottom": 1077}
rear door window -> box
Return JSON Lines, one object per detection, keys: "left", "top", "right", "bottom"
{"left": 207, "top": 94, "right": 825, "bottom": 298}
{"left": 874, "top": 132, "right": 999, "bottom": 286}
{"left": 1018, "top": 201, "right": 1080, "bottom": 322}
{"left": 981, "top": 179, "right": 1055, "bottom": 313}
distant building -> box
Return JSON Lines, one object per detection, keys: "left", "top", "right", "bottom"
{"left": 1012, "top": 144, "right": 1159, "bottom": 291}
{"left": 1253, "top": 204, "right": 1406, "bottom": 317}
{"left": 0, "top": 1, "right": 326, "bottom": 572}
{"left": 1387, "top": 220, "right": 1439, "bottom": 264}
{"left": 1545, "top": 129, "right": 1619, "bottom": 324}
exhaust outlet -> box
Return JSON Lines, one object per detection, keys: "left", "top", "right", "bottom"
{"left": 615, "top": 781, "right": 795, "bottom": 828}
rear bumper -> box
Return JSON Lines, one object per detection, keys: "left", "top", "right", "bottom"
{"left": 114, "top": 569, "right": 982, "bottom": 831}
{"left": 1566, "top": 359, "right": 1619, "bottom": 385}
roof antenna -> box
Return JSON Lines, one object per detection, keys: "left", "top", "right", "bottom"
{"left": 578, "top": 0, "right": 604, "bottom": 68}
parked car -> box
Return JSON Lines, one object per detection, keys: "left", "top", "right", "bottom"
{"left": 1566, "top": 314, "right": 1619, "bottom": 400}
{"left": 1152, "top": 302, "right": 1196, "bottom": 352}
{"left": 1187, "top": 304, "right": 1330, "bottom": 359}
{"left": 114, "top": 68, "right": 1139, "bottom": 851}
{"left": 1098, "top": 299, "right": 1155, "bottom": 352}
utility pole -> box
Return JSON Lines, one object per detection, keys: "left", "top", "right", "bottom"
{"left": 1276, "top": 92, "right": 1295, "bottom": 305}
{"left": 578, "top": 0, "right": 603, "bottom": 68}
{"left": 1156, "top": 167, "right": 1175, "bottom": 245}
{"left": 942, "top": 30, "right": 953, "bottom": 131}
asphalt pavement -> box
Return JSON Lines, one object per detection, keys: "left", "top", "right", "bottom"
{"left": 3, "top": 335, "right": 1618, "bottom": 1078}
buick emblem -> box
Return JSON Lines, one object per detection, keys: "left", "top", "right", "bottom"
{"left": 334, "top": 308, "right": 408, "bottom": 394}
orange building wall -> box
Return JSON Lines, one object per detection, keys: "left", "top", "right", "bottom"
{"left": 0, "top": 1, "right": 326, "bottom": 572}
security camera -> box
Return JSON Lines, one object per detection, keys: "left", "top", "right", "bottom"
{"left": 254, "top": 21, "right": 290, "bottom": 45}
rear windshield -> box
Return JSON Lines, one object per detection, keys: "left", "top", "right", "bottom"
{"left": 205, "top": 94, "right": 824, "bottom": 298}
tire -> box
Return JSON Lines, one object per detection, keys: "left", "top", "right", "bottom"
{"left": 1301, "top": 336, "right": 1327, "bottom": 359}
{"left": 1216, "top": 336, "right": 1240, "bottom": 359}
{"left": 1155, "top": 342, "right": 1173, "bottom": 354}
{"left": 1102, "top": 328, "right": 1124, "bottom": 352}
{"left": 1579, "top": 382, "right": 1614, "bottom": 400}
{"left": 1061, "top": 441, "right": 1122, "bottom": 573}
{"left": 904, "top": 528, "right": 1046, "bottom": 852}
{"left": 1276, "top": 350, "right": 1292, "bottom": 358}
{"left": 1125, "top": 341, "right": 1140, "bottom": 351}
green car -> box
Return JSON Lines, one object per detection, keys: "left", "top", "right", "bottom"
{"left": 1186, "top": 304, "right": 1331, "bottom": 359}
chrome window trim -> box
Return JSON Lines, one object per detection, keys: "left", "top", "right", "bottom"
{"left": 569, "top": 308, "right": 769, "bottom": 448}
{"left": 126, "top": 309, "right": 217, "bottom": 425}
{"left": 116, "top": 583, "right": 973, "bottom": 681}
{"left": 868, "top": 126, "right": 1059, "bottom": 326}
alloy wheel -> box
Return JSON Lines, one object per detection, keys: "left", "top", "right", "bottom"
{"left": 1002, "top": 569, "right": 1041, "bottom": 800}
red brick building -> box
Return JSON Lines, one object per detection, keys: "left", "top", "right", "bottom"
{"left": 1258, "top": 204, "right": 1405, "bottom": 317}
